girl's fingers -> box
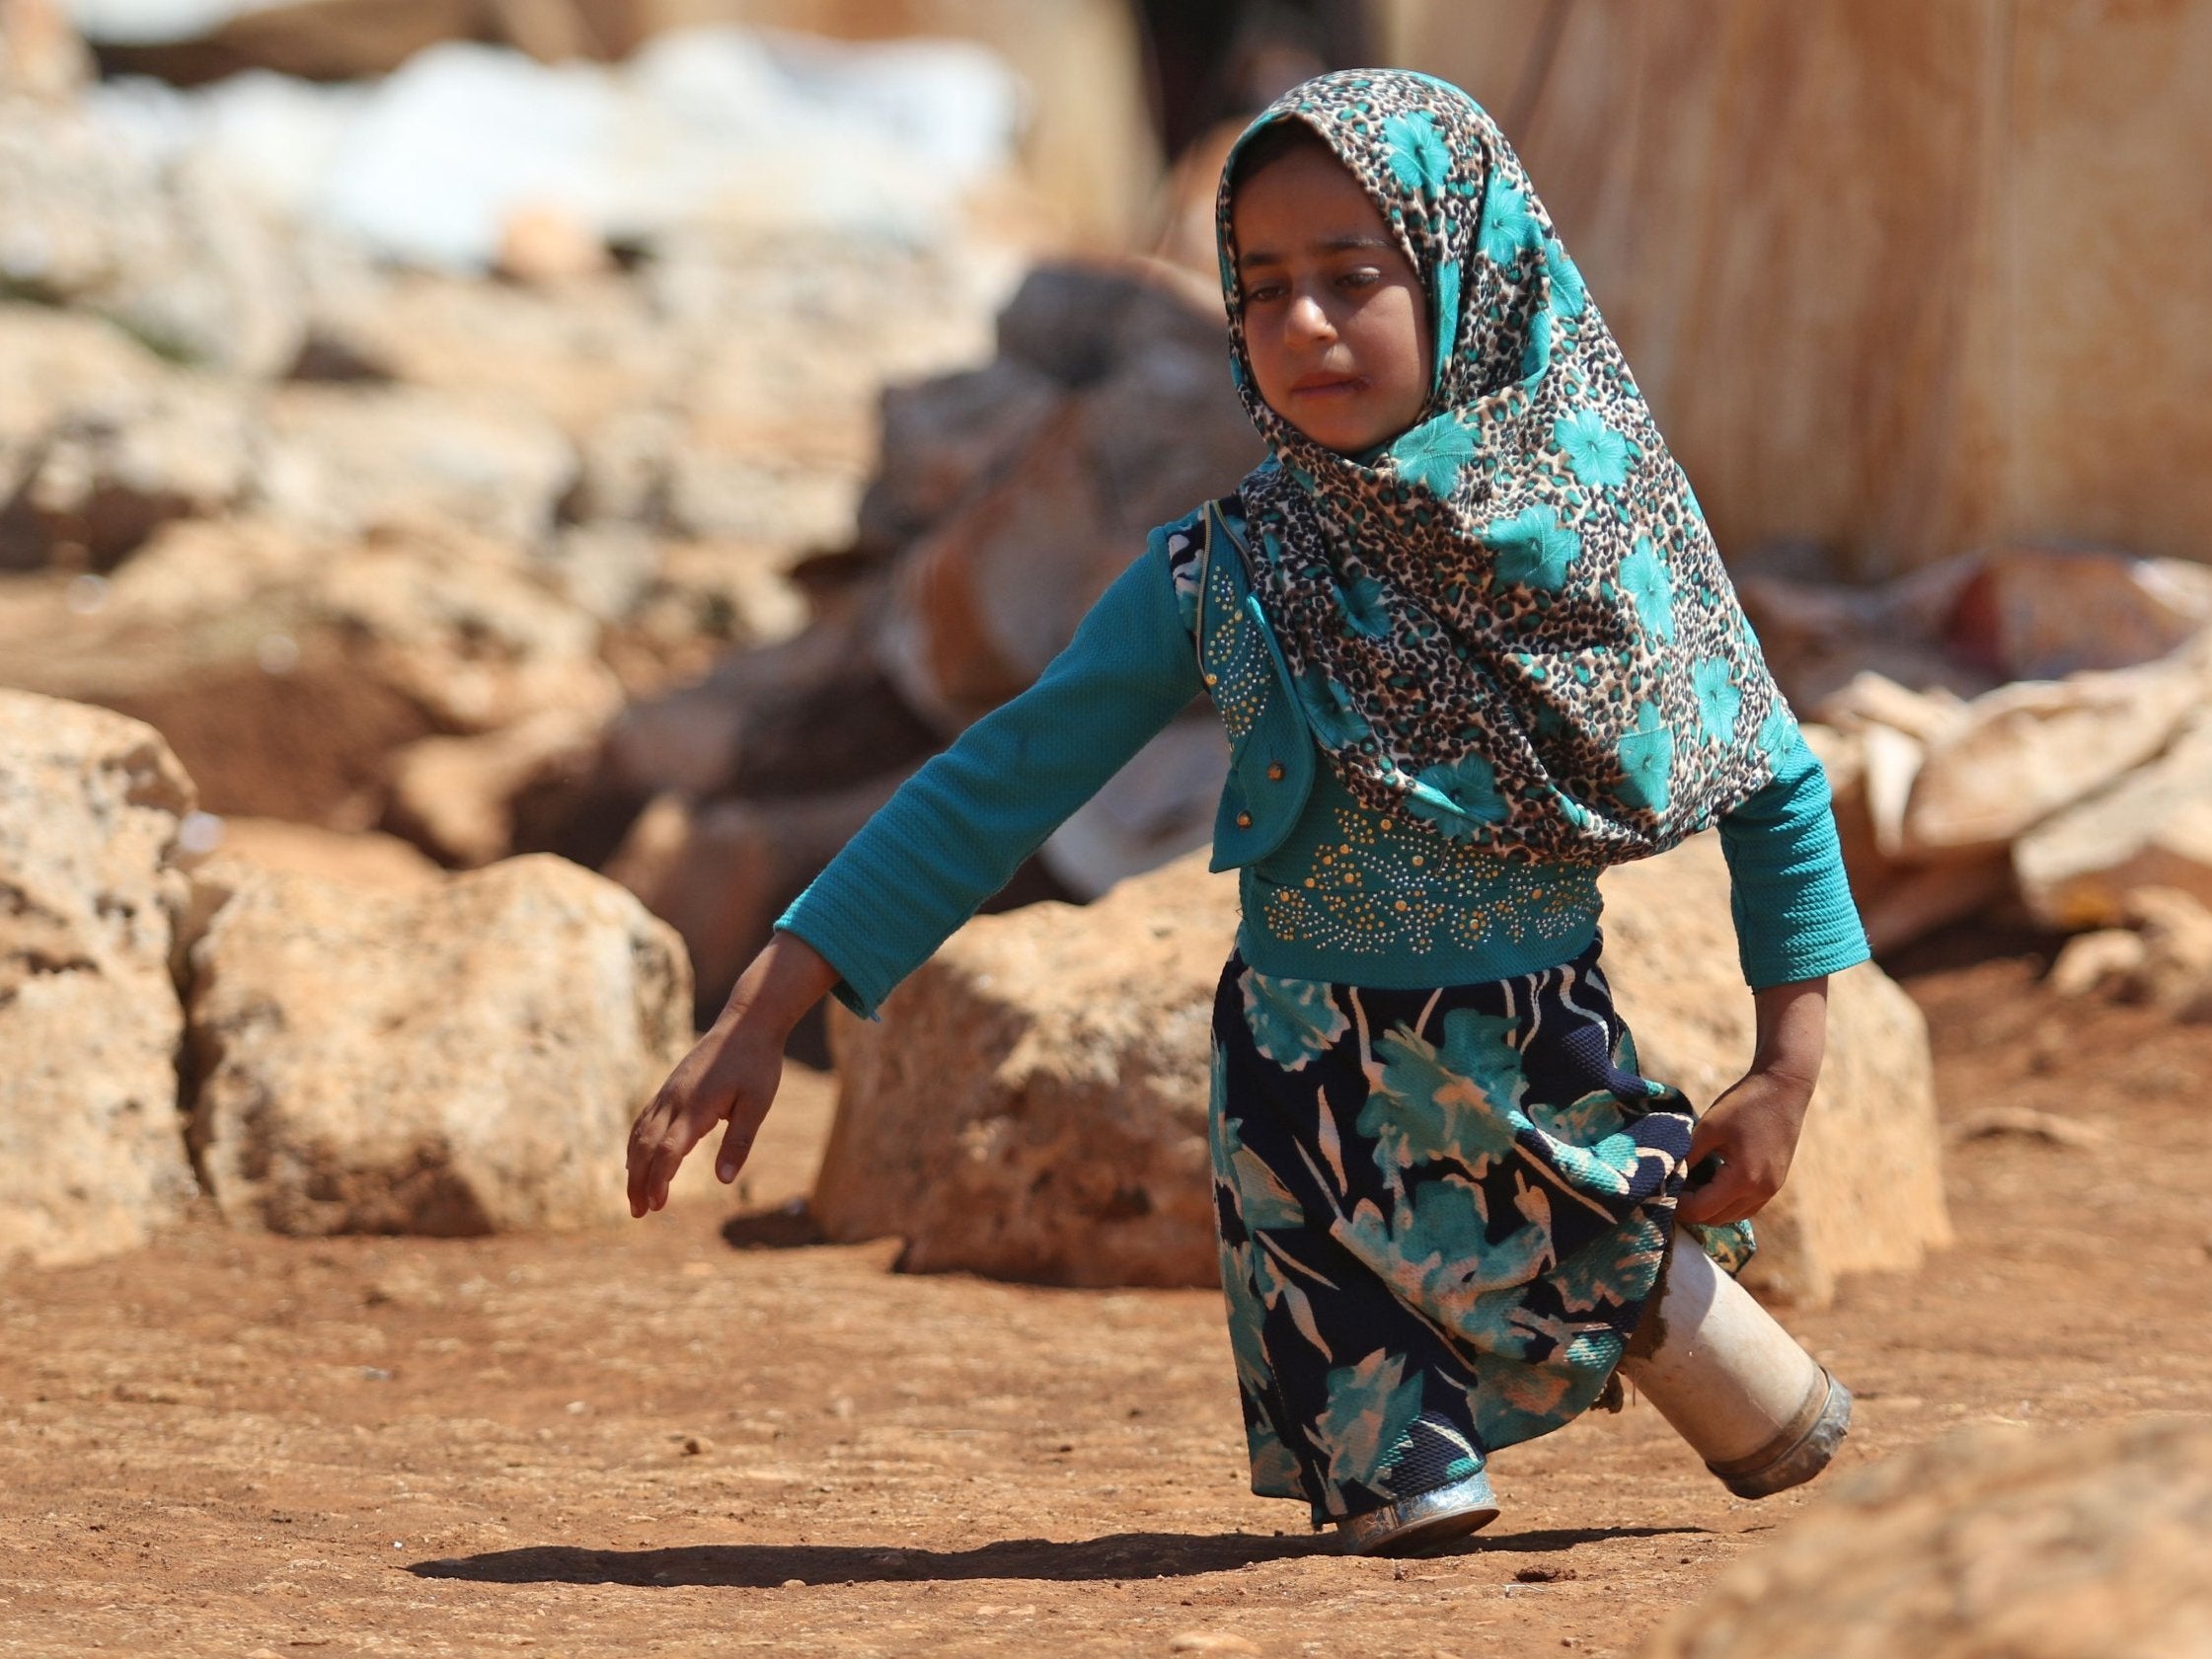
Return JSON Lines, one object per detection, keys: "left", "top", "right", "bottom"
{"left": 1679, "top": 1157, "right": 1754, "bottom": 1225}
{"left": 715, "top": 1106, "right": 752, "bottom": 1183}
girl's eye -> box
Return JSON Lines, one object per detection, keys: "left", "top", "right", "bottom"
{"left": 1245, "top": 283, "right": 1287, "bottom": 305}
{"left": 1336, "top": 268, "right": 1381, "bottom": 292}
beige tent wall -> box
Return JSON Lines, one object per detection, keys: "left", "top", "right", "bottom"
{"left": 1377, "top": 0, "right": 2212, "bottom": 579}
{"left": 586, "top": 0, "right": 1162, "bottom": 248}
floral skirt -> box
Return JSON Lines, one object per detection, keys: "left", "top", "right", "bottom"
{"left": 1209, "top": 935, "right": 1753, "bottom": 1524}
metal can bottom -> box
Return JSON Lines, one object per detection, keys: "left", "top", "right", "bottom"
{"left": 1706, "top": 1370, "right": 1854, "bottom": 1499}
{"left": 1334, "top": 1470, "right": 1502, "bottom": 1557}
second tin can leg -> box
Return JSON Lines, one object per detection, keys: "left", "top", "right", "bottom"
{"left": 1619, "top": 1229, "right": 1853, "bottom": 1498}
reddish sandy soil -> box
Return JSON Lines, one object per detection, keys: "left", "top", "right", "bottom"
{"left": 4, "top": 937, "right": 2209, "bottom": 1658}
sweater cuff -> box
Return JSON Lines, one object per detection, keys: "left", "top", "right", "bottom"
{"left": 773, "top": 901, "right": 889, "bottom": 1021}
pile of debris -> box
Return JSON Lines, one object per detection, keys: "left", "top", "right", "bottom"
{"left": 1745, "top": 546, "right": 2212, "bottom": 1012}
{"left": 587, "top": 259, "right": 1263, "bottom": 1014}
{"left": 0, "top": 10, "right": 1031, "bottom": 889}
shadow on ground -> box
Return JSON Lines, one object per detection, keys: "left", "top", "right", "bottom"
{"left": 719, "top": 1202, "right": 824, "bottom": 1250}
{"left": 410, "top": 1524, "right": 1712, "bottom": 1587}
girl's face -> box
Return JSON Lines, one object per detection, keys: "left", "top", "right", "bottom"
{"left": 1231, "top": 140, "right": 1434, "bottom": 456}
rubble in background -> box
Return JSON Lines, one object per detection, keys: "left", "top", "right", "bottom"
{"left": 83, "top": 25, "right": 1022, "bottom": 270}
{"left": 583, "top": 256, "right": 1259, "bottom": 1015}
{"left": 1748, "top": 549, "right": 2212, "bottom": 966}
{"left": 0, "top": 15, "right": 1029, "bottom": 879}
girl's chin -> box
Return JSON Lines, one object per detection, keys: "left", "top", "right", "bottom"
{"left": 1283, "top": 416, "right": 1410, "bottom": 458}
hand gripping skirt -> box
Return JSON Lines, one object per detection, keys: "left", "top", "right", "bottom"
{"left": 1209, "top": 933, "right": 1754, "bottom": 1525}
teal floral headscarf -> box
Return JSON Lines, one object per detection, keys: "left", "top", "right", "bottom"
{"left": 1216, "top": 69, "right": 1792, "bottom": 864}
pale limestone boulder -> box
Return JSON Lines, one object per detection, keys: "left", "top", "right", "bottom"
{"left": 380, "top": 708, "right": 607, "bottom": 868}
{"left": 1643, "top": 1418, "right": 2212, "bottom": 1659}
{"left": 2046, "top": 928, "right": 2149, "bottom": 1000}
{"left": 815, "top": 854, "right": 1237, "bottom": 1287}
{"left": 0, "top": 307, "right": 256, "bottom": 571}
{"left": 256, "top": 384, "right": 578, "bottom": 550}
{"left": 2118, "top": 888, "right": 2212, "bottom": 1022}
{"left": 876, "top": 272, "right": 1262, "bottom": 734}
{"left": 196, "top": 817, "right": 441, "bottom": 891}
{"left": 494, "top": 203, "right": 613, "bottom": 284}
{"left": 2016, "top": 713, "right": 2212, "bottom": 930}
{"left": 185, "top": 855, "right": 690, "bottom": 1236}
{"left": 0, "top": 517, "right": 619, "bottom": 824}
{"left": 816, "top": 838, "right": 1945, "bottom": 1305}
{"left": 308, "top": 532, "right": 621, "bottom": 735}
{"left": 1901, "top": 649, "right": 2206, "bottom": 855}
{"left": 0, "top": 103, "right": 301, "bottom": 376}
{"left": 0, "top": 691, "right": 198, "bottom": 1268}
{"left": 1599, "top": 834, "right": 1951, "bottom": 1308}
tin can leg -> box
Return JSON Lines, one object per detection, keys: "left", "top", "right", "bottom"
{"left": 1334, "top": 1469, "right": 1501, "bottom": 1556}
{"left": 1619, "top": 1230, "right": 1853, "bottom": 1498}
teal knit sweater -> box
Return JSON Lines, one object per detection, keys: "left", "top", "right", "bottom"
{"left": 779, "top": 537, "right": 1869, "bottom": 1018}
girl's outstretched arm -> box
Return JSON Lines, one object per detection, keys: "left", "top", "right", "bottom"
{"left": 625, "top": 931, "right": 839, "bottom": 1217}
{"left": 1676, "top": 975, "right": 1827, "bottom": 1227}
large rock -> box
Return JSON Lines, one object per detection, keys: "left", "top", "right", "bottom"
{"left": 0, "top": 691, "right": 199, "bottom": 1268}
{"left": 0, "top": 307, "right": 256, "bottom": 571}
{"left": 814, "top": 838, "right": 1945, "bottom": 1305}
{"left": 0, "top": 100, "right": 301, "bottom": 375}
{"left": 815, "top": 853, "right": 1236, "bottom": 1287}
{"left": 304, "top": 528, "right": 619, "bottom": 733}
{"left": 380, "top": 707, "right": 606, "bottom": 868}
{"left": 184, "top": 854, "right": 690, "bottom": 1236}
{"left": 1900, "top": 647, "right": 2206, "bottom": 855}
{"left": 0, "top": 517, "right": 620, "bottom": 823}
{"left": 1641, "top": 1418, "right": 2212, "bottom": 1659}
{"left": 256, "top": 384, "right": 578, "bottom": 550}
{"left": 1598, "top": 834, "right": 1952, "bottom": 1307}
{"left": 2016, "top": 711, "right": 2212, "bottom": 930}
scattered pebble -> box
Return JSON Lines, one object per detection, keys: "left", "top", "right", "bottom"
{"left": 256, "top": 632, "right": 301, "bottom": 676}
{"left": 1515, "top": 1565, "right": 1578, "bottom": 1583}
{"left": 680, "top": 1436, "right": 710, "bottom": 1457}
{"left": 780, "top": 1577, "right": 804, "bottom": 1590}
{"left": 175, "top": 810, "right": 224, "bottom": 857}
{"left": 1168, "top": 1634, "right": 1261, "bottom": 1656}
{"left": 1947, "top": 1106, "right": 2107, "bottom": 1149}
{"left": 358, "top": 1367, "right": 393, "bottom": 1382}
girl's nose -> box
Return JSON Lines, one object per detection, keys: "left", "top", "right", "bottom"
{"left": 1285, "top": 290, "right": 1335, "bottom": 347}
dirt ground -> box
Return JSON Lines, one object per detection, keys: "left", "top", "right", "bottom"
{"left": 5, "top": 934, "right": 2210, "bottom": 1659}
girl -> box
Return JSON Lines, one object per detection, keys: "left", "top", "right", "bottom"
{"left": 626, "top": 70, "right": 1869, "bottom": 1557}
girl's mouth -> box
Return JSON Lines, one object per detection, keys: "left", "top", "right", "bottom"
{"left": 1292, "top": 374, "right": 1366, "bottom": 399}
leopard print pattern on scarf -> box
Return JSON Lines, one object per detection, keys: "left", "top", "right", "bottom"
{"left": 1216, "top": 69, "right": 1795, "bottom": 865}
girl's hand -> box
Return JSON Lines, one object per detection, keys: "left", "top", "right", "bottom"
{"left": 1676, "top": 976, "right": 1828, "bottom": 1229}
{"left": 625, "top": 932, "right": 837, "bottom": 1218}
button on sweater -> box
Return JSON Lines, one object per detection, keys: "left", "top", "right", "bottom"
{"left": 778, "top": 536, "right": 1869, "bottom": 1019}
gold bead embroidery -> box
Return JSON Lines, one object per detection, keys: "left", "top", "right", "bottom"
{"left": 1255, "top": 801, "right": 1599, "bottom": 961}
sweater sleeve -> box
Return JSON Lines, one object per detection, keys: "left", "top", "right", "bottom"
{"left": 775, "top": 538, "right": 1204, "bottom": 1018}
{"left": 1716, "top": 733, "right": 1872, "bottom": 989}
